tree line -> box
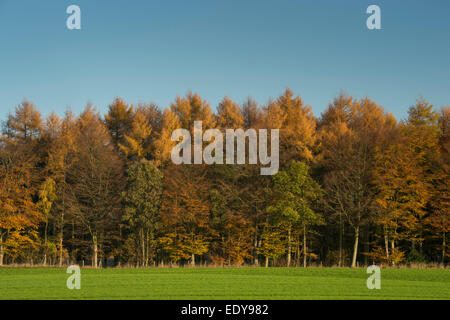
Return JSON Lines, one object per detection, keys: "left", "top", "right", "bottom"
{"left": 0, "top": 89, "right": 448, "bottom": 267}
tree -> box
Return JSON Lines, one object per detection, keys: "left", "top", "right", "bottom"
{"left": 320, "top": 96, "right": 395, "bottom": 267}
{"left": 41, "top": 110, "right": 77, "bottom": 266}
{"left": 6, "top": 100, "right": 42, "bottom": 143}
{"left": 0, "top": 149, "right": 41, "bottom": 265}
{"left": 124, "top": 160, "right": 163, "bottom": 266}
{"left": 426, "top": 172, "right": 449, "bottom": 264}
{"left": 119, "top": 110, "right": 153, "bottom": 160}
{"left": 136, "top": 103, "right": 163, "bottom": 134}
{"left": 153, "top": 109, "right": 181, "bottom": 166}
{"left": 425, "top": 106, "right": 450, "bottom": 263}
{"left": 403, "top": 98, "right": 440, "bottom": 251}
{"left": 160, "top": 164, "right": 210, "bottom": 265}
{"left": 258, "top": 227, "right": 286, "bottom": 267}
{"left": 242, "top": 97, "right": 262, "bottom": 129}
{"left": 267, "top": 161, "right": 322, "bottom": 267}
{"left": 373, "top": 140, "right": 429, "bottom": 265}
{"left": 259, "top": 89, "right": 318, "bottom": 166}
{"left": 0, "top": 101, "right": 43, "bottom": 265}
{"left": 318, "top": 93, "right": 354, "bottom": 129}
{"left": 68, "top": 106, "right": 125, "bottom": 268}
{"left": 216, "top": 97, "right": 244, "bottom": 128}
{"left": 170, "top": 92, "right": 216, "bottom": 130}
{"left": 276, "top": 88, "right": 317, "bottom": 162}
{"left": 208, "top": 166, "right": 255, "bottom": 266}
{"left": 105, "top": 97, "right": 134, "bottom": 148}
{"left": 1, "top": 92, "right": 448, "bottom": 267}
{"left": 373, "top": 98, "right": 439, "bottom": 264}
{"left": 37, "top": 178, "right": 57, "bottom": 265}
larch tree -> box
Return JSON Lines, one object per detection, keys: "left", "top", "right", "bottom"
{"left": 135, "top": 103, "right": 163, "bottom": 159}
{"left": 6, "top": 100, "right": 42, "bottom": 143}
{"left": 373, "top": 139, "right": 428, "bottom": 265}
{"left": 0, "top": 101, "right": 43, "bottom": 265}
{"left": 425, "top": 106, "right": 449, "bottom": 263}
{"left": 43, "top": 110, "right": 77, "bottom": 266}
{"left": 320, "top": 96, "right": 394, "bottom": 267}
{"left": 153, "top": 109, "right": 181, "bottom": 167}
{"left": 170, "top": 92, "right": 216, "bottom": 130}
{"left": 119, "top": 110, "right": 153, "bottom": 160}
{"left": 403, "top": 98, "right": 440, "bottom": 251}
{"left": 373, "top": 99, "right": 438, "bottom": 264}
{"left": 1, "top": 92, "right": 448, "bottom": 268}
{"left": 161, "top": 164, "right": 210, "bottom": 265}
{"left": 68, "top": 106, "right": 125, "bottom": 268}
{"left": 216, "top": 97, "right": 244, "bottom": 129}
{"left": 135, "top": 103, "right": 163, "bottom": 134}
{"left": 37, "top": 178, "right": 57, "bottom": 265}
{"left": 208, "top": 166, "right": 254, "bottom": 266}
{"left": 0, "top": 148, "right": 41, "bottom": 265}
{"left": 105, "top": 97, "right": 134, "bottom": 148}
{"left": 277, "top": 88, "right": 317, "bottom": 162}
{"left": 242, "top": 97, "right": 263, "bottom": 129}
{"left": 426, "top": 168, "right": 449, "bottom": 263}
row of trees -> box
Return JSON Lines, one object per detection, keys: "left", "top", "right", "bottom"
{"left": 0, "top": 89, "right": 448, "bottom": 267}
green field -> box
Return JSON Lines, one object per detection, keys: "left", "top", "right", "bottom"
{"left": 0, "top": 267, "right": 448, "bottom": 300}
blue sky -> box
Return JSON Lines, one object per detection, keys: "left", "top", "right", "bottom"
{"left": 0, "top": 0, "right": 449, "bottom": 121}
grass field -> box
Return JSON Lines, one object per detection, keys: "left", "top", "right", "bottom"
{"left": 0, "top": 267, "right": 449, "bottom": 300}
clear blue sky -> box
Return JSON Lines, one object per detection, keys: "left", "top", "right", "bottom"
{"left": 0, "top": 0, "right": 449, "bottom": 121}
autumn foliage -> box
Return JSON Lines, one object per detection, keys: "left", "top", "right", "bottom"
{"left": 0, "top": 90, "right": 448, "bottom": 267}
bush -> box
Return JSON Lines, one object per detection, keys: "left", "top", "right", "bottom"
{"left": 405, "top": 247, "right": 427, "bottom": 264}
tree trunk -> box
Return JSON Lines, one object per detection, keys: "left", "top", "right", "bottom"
{"left": 145, "top": 230, "right": 149, "bottom": 267}
{"left": 391, "top": 240, "right": 395, "bottom": 266}
{"left": 363, "top": 228, "right": 369, "bottom": 266}
{"left": 43, "top": 221, "right": 48, "bottom": 266}
{"left": 287, "top": 226, "right": 291, "bottom": 267}
{"left": 254, "top": 227, "right": 259, "bottom": 266}
{"left": 339, "top": 212, "right": 343, "bottom": 267}
{"left": 141, "top": 229, "right": 145, "bottom": 267}
{"left": 384, "top": 232, "right": 390, "bottom": 261}
{"left": 303, "top": 225, "right": 307, "bottom": 268}
{"left": 443, "top": 232, "right": 446, "bottom": 264}
{"left": 59, "top": 211, "right": 64, "bottom": 267}
{"left": 351, "top": 225, "right": 359, "bottom": 268}
{"left": 191, "top": 253, "right": 195, "bottom": 266}
{"left": 58, "top": 233, "right": 63, "bottom": 267}
{"left": 265, "top": 256, "right": 269, "bottom": 268}
{"left": 0, "top": 234, "right": 4, "bottom": 266}
{"left": 146, "top": 230, "right": 151, "bottom": 267}
{"left": 93, "top": 235, "right": 98, "bottom": 268}
{"left": 71, "top": 220, "right": 75, "bottom": 264}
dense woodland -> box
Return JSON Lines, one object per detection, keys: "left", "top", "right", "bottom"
{"left": 0, "top": 89, "right": 448, "bottom": 268}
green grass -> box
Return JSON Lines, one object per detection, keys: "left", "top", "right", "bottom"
{"left": 0, "top": 267, "right": 449, "bottom": 300}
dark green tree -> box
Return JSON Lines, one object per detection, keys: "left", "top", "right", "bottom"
{"left": 267, "top": 161, "right": 323, "bottom": 267}
{"left": 124, "top": 160, "right": 163, "bottom": 266}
